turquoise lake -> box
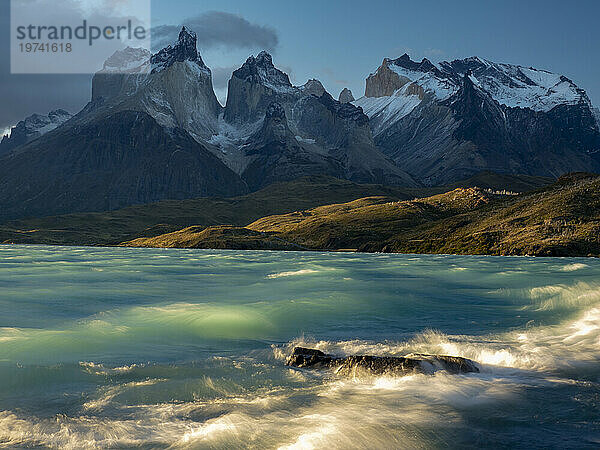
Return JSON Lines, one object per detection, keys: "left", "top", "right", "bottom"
{"left": 0, "top": 246, "right": 598, "bottom": 448}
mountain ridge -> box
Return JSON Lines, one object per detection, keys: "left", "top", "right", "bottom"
{"left": 355, "top": 54, "right": 600, "bottom": 185}
{"left": 0, "top": 30, "right": 598, "bottom": 221}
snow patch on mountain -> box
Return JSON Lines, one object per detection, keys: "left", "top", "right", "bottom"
{"left": 355, "top": 54, "right": 592, "bottom": 137}
{"left": 206, "top": 114, "right": 264, "bottom": 172}
{"left": 388, "top": 64, "right": 458, "bottom": 101}
{"left": 354, "top": 84, "right": 423, "bottom": 135}
{"left": 466, "top": 65, "right": 580, "bottom": 112}
{"left": 441, "top": 57, "right": 585, "bottom": 112}
{"left": 295, "top": 135, "right": 316, "bottom": 144}
{"left": 11, "top": 110, "right": 71, "bottom": 137}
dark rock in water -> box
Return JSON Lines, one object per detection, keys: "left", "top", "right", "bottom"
{"left": 286, "top": 347, "right": 479, "bottom": 376}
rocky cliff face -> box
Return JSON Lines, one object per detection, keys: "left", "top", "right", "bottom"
{"left": 241, "top": 102, "right": 345, "bottom": 190}
{"left": 354, "top": 54, "right": 600, "bottom": 185}
{"left": 150, "top": 26, "right": 205, "bottom": 73}
{"left": 3, "top": 34, "right": 598, "bottom": 222}
{"left": 90, "top": 27, "right": 222, "bottom": 139}
{"left": 223, "top": 51, "right": 296, "bottom": 125}
{"left": 218, "top": 51, "right": 418, "bottom": 187}
{"left": 301, "top": 79, "right": 326, "bottom": 97}
{"left": 0, "top": 29, "right": 244, "bottom": 221}
{"left": 0, "top": 111, "right": 247, "bottom": 222}
{"left": 0, "top": 36, "right": 417, "bottom": 223}
{"left": 91, "top": 47, "right": 151, "bottom": 101}
{"left": 0, "top": 110, "right": 72, "bottom": 155}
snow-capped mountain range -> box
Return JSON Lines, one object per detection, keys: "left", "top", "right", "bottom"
{"left": 354, "top": 54, "right": 599, "bottom": 184}
{"left": 355, "top": 54, "right": 592, "bottom": 135}
{"left": 0, "top": 27, "right": 598, "bottom": 221}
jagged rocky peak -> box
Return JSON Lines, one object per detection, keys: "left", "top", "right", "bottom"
{"left": 92, "top": 47, "right": 152, "bottom": 100}
{"left": 338, "top": 88, "right": 355, "bottom": 103}
{"left": 0, "top": 109, "right": 72, "bottom": 154}
{"left": 224, "top": 51, "right": 295, "bottom": 124}
{"left": 150, "top": 26, "right": 209, "bottom": 74}
{"left": 318, "top": 92, "right": 369, "bottom": 126}
{"left": 232, "top": 51, "right": 292, "bottom": 91}
{"left": 391, "top": 54, "right": 441, "bottom": 75}
{"left": 365, "top": 56, "right": 420, "bottom": 98}
{"left": 301, "top": 79, "right": 326, "bottom": 97}
{"left": 90, "top": 25, "right": 222, "bottom": 138}
{"left": 449, "top": 71, "right": 505, "bottom": 120}
{"left": 14, "top": 109, "right": 71, "bottom": 134}
{"left": 46, "top": 109, "right": 72, "bottom": 123}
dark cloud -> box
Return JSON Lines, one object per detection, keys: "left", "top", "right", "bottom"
{"left": 0, "top": 3, "right": 91, "bottom": 129}
{"left": 0, "top": 6, "right": 278, "bottom": 130}
{"left": 152, "top": 11, "right": 278, "bottom": 52}
{"left": 0, "top": 74, "right": 92, "bottom": 130}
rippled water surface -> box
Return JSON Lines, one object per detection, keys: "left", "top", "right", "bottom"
{"left": 0, "top": 246, "right": 599, "bottom": 448}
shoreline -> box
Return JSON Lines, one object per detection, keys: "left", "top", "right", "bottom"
{"left": 2, "top": 242, "right": 599, "bottom": 259}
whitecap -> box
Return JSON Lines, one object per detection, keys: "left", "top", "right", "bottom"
{"left": 266, "top": 269, "right": 319, "bottom": 279}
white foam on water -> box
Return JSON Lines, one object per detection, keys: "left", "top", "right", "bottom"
{"left": 2, "top": 248, "right": 600, "bottom": 448}
{"left": 560, "top": 263, "right": 589, "bottom": 272}
{"left": 267, "top": 269, "right": 319, "bottom": 279}
{"left": 281, "top": 289, "right": 600, "bottom": 375}
{"left": 526, "top": 281, "right": 600, "bottom": 311}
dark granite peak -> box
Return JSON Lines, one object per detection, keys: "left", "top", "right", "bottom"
{"left": 317, "top": 92, "right": 368, "bottom": 126}
{"left": 150, "top": 26, "right": 208, "bottom": 73}
{"left": 232, "top": 51, "right": 292, "bottom": 88}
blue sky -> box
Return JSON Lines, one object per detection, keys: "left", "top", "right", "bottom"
{"left": 151, "top": 0, "right": 600, "bottom": 104}
{"left": 1, "top": 0, "right": 599, "bottom": 131}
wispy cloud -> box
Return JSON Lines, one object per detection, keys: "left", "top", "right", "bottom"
{"left": 152, "top": 11, "right": 278, "bottom": 52}
{"left": 0, "top": 0, "right": 147, "bottom": 129}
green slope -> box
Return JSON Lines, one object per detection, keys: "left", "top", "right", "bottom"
{"left": 0, "top": 176, "right": 417, "bottom": 246}
{"left": 125, "top": 173, "right": 600, "bottom": 257}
